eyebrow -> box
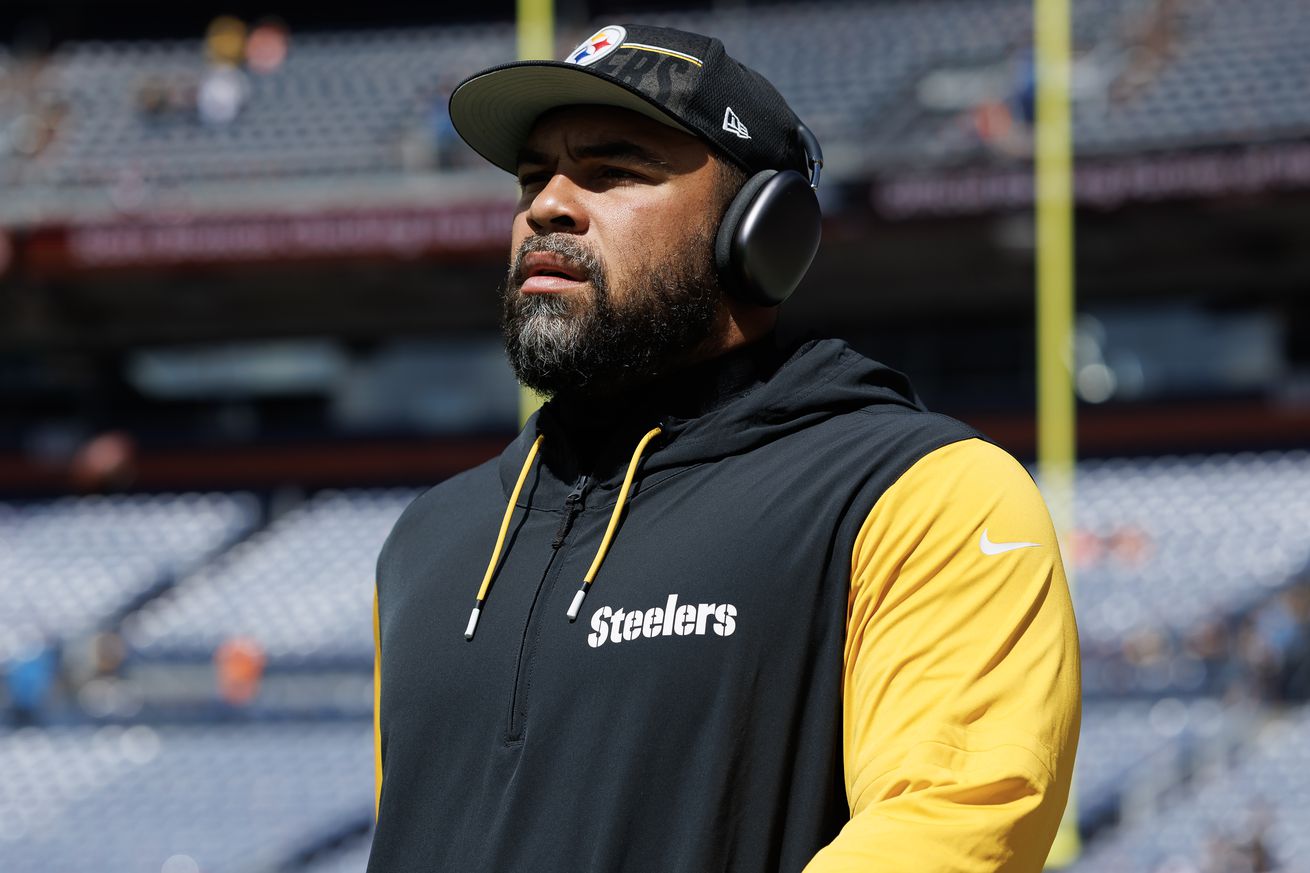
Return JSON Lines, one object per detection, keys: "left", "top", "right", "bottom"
{"left": 515, "top": 140, "right": 671, "bottom": 172}
{"left": 515, "top": 147, "right": 551, "bottom": 170}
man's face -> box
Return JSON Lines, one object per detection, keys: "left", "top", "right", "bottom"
{"left": 502, "top": 105, "right": 729, "bottom": 398}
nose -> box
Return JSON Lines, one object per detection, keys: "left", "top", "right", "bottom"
{"left": 527, "top": 173, "right": 589, "bottom": 234}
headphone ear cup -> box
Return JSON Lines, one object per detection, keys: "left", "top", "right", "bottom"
{"left": 715, "top": 170, "right": 776, "bottom": 294}
{"left": 714, "top": 169, "right": 822, "bottom": 307}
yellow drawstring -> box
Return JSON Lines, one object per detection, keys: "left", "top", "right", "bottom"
{"left": 566, "top": 426, "right": 662, "bottom": 621}
{"left": 465, "top": 426, "right": 663, "bottom": 639}
{"left": 465, "top": 434, "right": 543, "bottom": 640}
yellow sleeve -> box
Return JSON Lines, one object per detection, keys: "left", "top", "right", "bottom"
{"left": 805, "top": 438, "right": 1080, "bottom": 872}
{"left": 373, "top": 583, "right": 383, "bottom": 819}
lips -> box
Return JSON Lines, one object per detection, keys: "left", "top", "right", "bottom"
{"left": 520, "top": 251, "right": 589, "bottom": 294}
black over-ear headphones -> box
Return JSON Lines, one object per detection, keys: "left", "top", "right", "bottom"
{"left": 714, "top": 124, "right": 824, "bottom": 307}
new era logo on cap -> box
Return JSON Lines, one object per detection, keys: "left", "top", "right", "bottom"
{"left": 722, "top": 106, "right": 750, "bottom": 139}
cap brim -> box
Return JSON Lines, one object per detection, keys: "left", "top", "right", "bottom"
{"left": 448, "top": 61, "right": 698, "bottom": 174}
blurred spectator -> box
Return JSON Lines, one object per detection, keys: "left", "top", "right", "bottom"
{"left": 215, "top": 636, "right": 266, "bottom": 707}
{"left": 1279, "top": 581, "right": 1310, "bottom": 701}
{"left": 1123, "top": 626, "right": 1176, "bottom": 691}
{"left": 433, "top": 75, "right": 465, "bottom": 169}
{"left": 1, "top": 58, "right": 67, "bottom": 161}
{"left": 69, "top": 429, "right": 138, "bottom": 492}
{"left": 245, "top": 18, "right": 290, "bottom": 76}
{"left": 1084, "top": 573, "right": 1310, "bottom": 700}
{"left": 1069, "top": 524, "right": 1154, "bottom": 571}
{"left": 91, "top": 631, "right": 127, "bottom": 678}
{"left": 400, "top": 90, "right": 439, "bottom": 173}
{"left": 1111, "top": 0, "right": 1184, "bottom": 102}
{"left": 1185, "top": 617, "right": 1235, "bottom": 689}
{"left": 970, "top": 99, "right": 1021, "bottom": 155}
{"left": 197, "top": 64, "right": 248, "bottom": 126}
{"left": 65, "top": 631, "right": 136, "bottom": 719}
{"left": 402, "top": 76, "right": 473, "bottom": 172}
{"left": 1013, "top": 48, "right": 1036, "bottom": 126}
{"left": 1068, "top": 527, "right": 1104, "bottom": 570}
{"left": 5, "top": 633, "right": 60, "bottom": 726}
{"left": 136, "top": 74, "right": 198, "bottom": 125}
{"left": 205, "top": 16, "right": 248, "bottom": 67}
{"left": 198, "top": 15, "right": 250, "bottom": 126}
{"left": 1264, "top": 579, "right": 1310, "bottom": 702}
{"left": 1214, "top": 577, "right": 1310, "bottom": 703}
{"left": 135, "top": 75, "right": 170, "bottom": 118}
{"left": 1107, "top": 525, "right": 1153, "bottom": 567}
{"left": 1199, "top": 803, "right": 1277, "bottom": 873}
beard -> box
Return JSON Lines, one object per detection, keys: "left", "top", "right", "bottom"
{"left": 500, "top": 228, "right": 722, "bottom": 398}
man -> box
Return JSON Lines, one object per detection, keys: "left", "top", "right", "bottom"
{"left": 369, "top": 23, "right": 1079, "bottom": 873}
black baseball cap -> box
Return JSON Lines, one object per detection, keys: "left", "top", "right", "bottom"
{"left": 449, "top": 23, "right": 811, "bottom": 179}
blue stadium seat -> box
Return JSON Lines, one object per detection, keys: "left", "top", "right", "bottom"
{"left": 1069, "top": 703, "right": 1310, "bottom": 872}
{"left": 0, "top": 721, "right": 371, "bottom": 873}
{"left": 0, "top": 493, "right": 258, "bottom": 663}
{"left": 124, "top": 488, "right": 416, "bottom": 665}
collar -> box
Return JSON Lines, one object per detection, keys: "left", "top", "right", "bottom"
{"left": 535, "top": 334, "right": 787, "bottom": 483}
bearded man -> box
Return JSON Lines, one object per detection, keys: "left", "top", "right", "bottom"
{"left": 368, "top": 23, "right": 1079, "bottom": 873}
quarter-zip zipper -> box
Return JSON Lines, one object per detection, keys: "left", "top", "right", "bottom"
{"left": 508, "top": 473, "right": 589, "bottom": 742}
{"left": 552, "top": 475, "right": 589, "bottom": 549}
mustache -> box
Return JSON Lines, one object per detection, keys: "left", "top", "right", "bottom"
{"left": 510, "top": 234, "right": 602, "bottom": 287}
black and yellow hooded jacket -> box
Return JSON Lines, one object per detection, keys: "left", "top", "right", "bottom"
{"left": 369, "top": 337, "right": 1080, "bottom": 873}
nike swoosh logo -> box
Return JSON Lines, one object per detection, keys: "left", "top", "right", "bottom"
{"left": 979, "top": 529, "right": 1039, "bottom": 556}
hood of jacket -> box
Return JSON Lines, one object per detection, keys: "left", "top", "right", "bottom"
{"left": 498, "top": 337, "right": 926, "bottom": 504}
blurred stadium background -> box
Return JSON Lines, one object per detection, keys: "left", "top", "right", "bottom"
{"left": 3, "top": 0, "right": 1310, "bottom": 870}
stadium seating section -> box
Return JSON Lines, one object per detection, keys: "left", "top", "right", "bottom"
{"left": 1068, "top": 704, "right": 1310, "bottom": 872}
{"left": 3, "top": 448, "right": 1310, "bottom": 869}
{"left": 302, "top": 834, "right": 374, "bottom": 873}
{"left": 0, "top": 722, "right": 371, "bottom": 873}
{"left": 0, "top": 493, "right": 258, "bottom": 664}
{"left": 123, "top": 488, "right": 418, "bottom": 665}
{"left": 1075, "top": 452, "right": 1310, "bottom": 641}
{"left": 2, "top": 0, "right": 1309, "bottom": 196}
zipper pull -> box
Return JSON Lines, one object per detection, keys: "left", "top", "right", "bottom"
{"left": 551, "top": 475, "right": 589, "bottom": 549}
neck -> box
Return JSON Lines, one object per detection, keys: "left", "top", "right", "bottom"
{"left": 540, "top": 332, "right": 784, "bottom": 476}
{"left": 558, "top": 302, "right": 779, "bottom": 402}
{"left": 555, "top": 331, "right": 780, "bottom": 415}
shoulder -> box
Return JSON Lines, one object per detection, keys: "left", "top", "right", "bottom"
{"left": 881, "top": 437, "right": 1043, "bottom": 519}
{"left": 789, "top": 340, "right": 984, "bottom": 471}
{"left": 853, "top": 406, "right": 982, "bottom": 458}
{"left": 396, "top": 456, "right": 501, "bottom": 524}
{"left": 822, "top": 405, "right": 988, "bottom": 507}
{"left": 854, "top": 437, "right": 1059, "bottom": 586}
{"left": 376, "top": 456, "right": 502, "bottom": 575}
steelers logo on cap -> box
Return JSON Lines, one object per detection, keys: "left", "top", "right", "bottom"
{"left": 566, "top": 25, "right": 626, "bottom": 67}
